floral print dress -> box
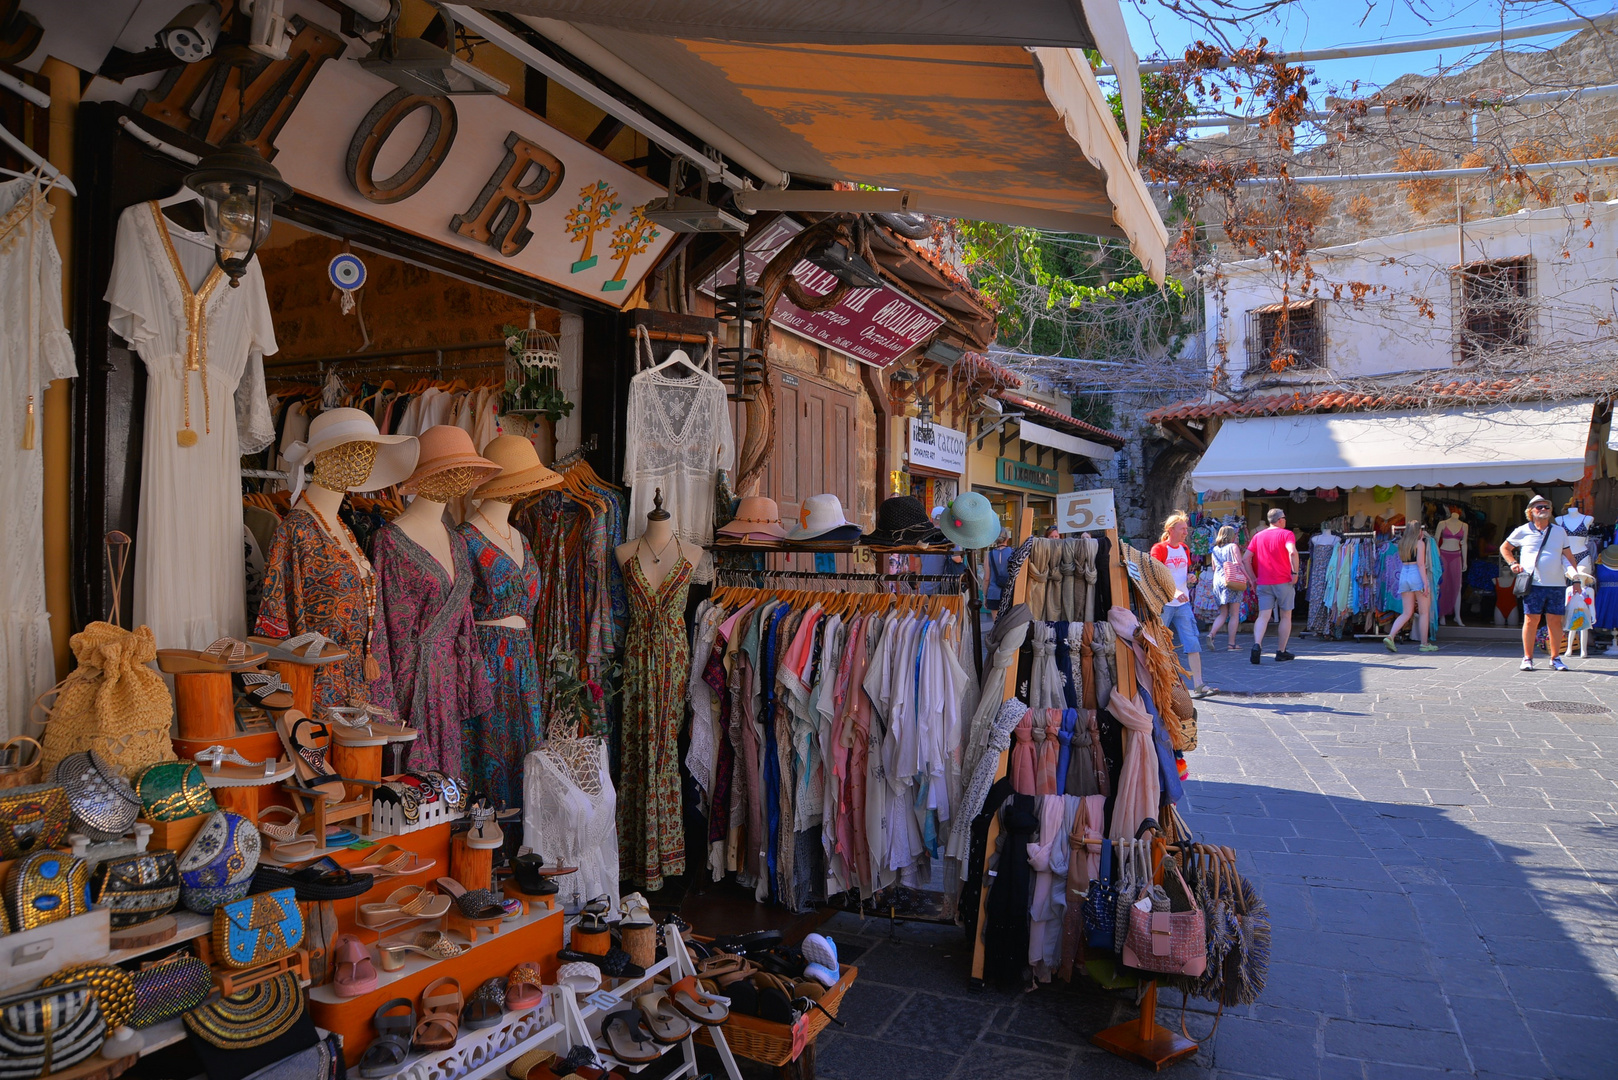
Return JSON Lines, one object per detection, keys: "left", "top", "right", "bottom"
{"left": 456, "top": 523, "right": 543, "bottom": 808}
{"left": 255, "top": 506, "right": 397, "bottom": 713}
{"left": 618, "top": 552, "right": 693, "bottom": 890}
{"left": 371, "top": 523, "right": 491, "bottom": 777}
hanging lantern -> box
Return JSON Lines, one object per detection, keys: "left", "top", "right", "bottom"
{"left": 184, "top": 137, "right": 292, "bottom": 287}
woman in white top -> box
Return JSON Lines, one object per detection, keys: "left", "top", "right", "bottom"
{"left": 1206, "top": 525, "right": 1244, "bottom": 651}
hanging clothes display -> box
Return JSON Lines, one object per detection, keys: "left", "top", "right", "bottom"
{"left": 622, "top": 345, "right": 733, "bottom": 584}
{"left": 523, "top": 736, "right": 619, "bottom": 916}
{"left": 107, "top": 201, "right": 277, "bottom": 650}
{"left": 0, "top": 180, "right": 74, "bottom": 740}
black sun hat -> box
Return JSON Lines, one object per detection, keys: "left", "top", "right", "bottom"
{"left": 861, "top": 495, "right": 947, "bottom": 548}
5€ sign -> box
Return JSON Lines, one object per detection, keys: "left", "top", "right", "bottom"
{"left": 1055, "top": 488, "right": 1117, "bottom": 534}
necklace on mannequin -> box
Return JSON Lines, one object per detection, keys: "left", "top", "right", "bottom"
{"left": 476, "top": 510, "right": 514, "bottom": 545}
{"left": 641, "top": 533, "right": 676, "bottom": 564}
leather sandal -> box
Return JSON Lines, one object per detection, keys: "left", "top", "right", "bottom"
{"left": 664, "top": 976, "right": 728, "bottom": 1024}
{"left": 360, "top": 885, "right": 452, "bottom": 929}
{"left": 413, "top": 978, "right": 461, "bottom": 1051}
{"left": 359, "top": 844, "right": 436, "bottom": 878}
{"left": 599, "top": 1009, "right": 661, "bottom": 1064}
{"left": 359, "top": 998, "right": 414, "bottom": 1077}
{"left": 634, "top": 991, "right": 693, "bottom": 1044}
{"left": 256, "top": 805, "right": 322, "bottom": 862}
{"left": 379, "top": 930, "right": 464, "bottom": 972}
{"left": 156, "top": 637, "right": 268, "bottom": 674}
{"left": 276, "top": 710, "right": 351, "bottom": 802}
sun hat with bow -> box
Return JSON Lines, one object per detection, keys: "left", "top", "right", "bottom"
{"left": 401, "top": 425, "right": 500, "bottom": 495}
{"left": 932, "top": 492, "right": 1001, "bottom": 550}
{"left": 718, "top": 496, "right": 789, "bottom": 539}
{"left": 788, "top": 493, "right": 859, "bottom": 541}
{"left": 1601, "top": 546, "right": 1618, "bottom": 571}
{"left": 474, "top": 434, "right": 563, "bottom": 500}
{"left": 283, "top": 407, "right": 418, "bottom": 501}
{"left": 862, "top": 495, "right": 946, "bottom": 548}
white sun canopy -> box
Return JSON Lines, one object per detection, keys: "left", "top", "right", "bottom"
{"left": 1190, "top": 400, "right": 1596, "bottom": 493}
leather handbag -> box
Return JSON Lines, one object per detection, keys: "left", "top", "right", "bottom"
{"left": 213, "top": 888, "right": 304, "bottom": 969}
{"left": 0, "top": 980, "right": 106, "bottom": 1080}
{"left": 90, "top": 851, "right": 180, "bottom": 929}
{"left": 0, "top": 783, "right": 70, "bottom": 859}
{"left": 133, "top": 761, "right": 217, "bottom": 822}
{"left": 1082, "top": 838, "right": 1118, "bottom": 949}
{"left": 5, "top": 851, "right": 91, "bottom": 931}
{"left": 53, "top": 750, "right": 141, "bottom": 842}
{"left": 1122, "top": 859, "right": 1207, "bottom": 977}
{"left": 179, "top": 810, "right": 261, "bottom": 913}
{"left": 129, "top": 955, "right": 214, "bottom": 1029}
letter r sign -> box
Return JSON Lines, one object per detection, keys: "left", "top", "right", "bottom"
{"left": 451, "top": 131, "right": 566, "bottom": 256}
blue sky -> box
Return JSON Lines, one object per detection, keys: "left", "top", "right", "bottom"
{"left": 1121, "top": 0, "right": 1616, "bottom": 93}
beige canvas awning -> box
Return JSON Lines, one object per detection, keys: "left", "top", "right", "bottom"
{"left": 475, "top": 2, "right": 1167, "bottom": 281}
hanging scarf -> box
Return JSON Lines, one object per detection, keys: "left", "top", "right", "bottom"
{"left": 1106, "top": 690, "right": 1160, "bottom": 843}
{"left": 1036, "top": 710, "right": 1062, "bottom": 796}
{"left": 1010, "top": 709, "right": 1037, "bottom": 796}
{"left": 1025, "top": 540, "right": 1054, "bottom": 621}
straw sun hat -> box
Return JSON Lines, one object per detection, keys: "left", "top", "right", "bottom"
{"left": 474, "top": 434, "right": 563, "bottom": 500}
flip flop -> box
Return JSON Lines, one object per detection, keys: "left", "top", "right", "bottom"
{"left": 156, "top": 637, "right": 268, "bottom": 674}
{"left": 634, "top": 991, "right": 693, "bottom": 1044}
{"left": 326, "top": 705, "right": 417, "bottom": 744}
{"left": 249, "top": 632, "right": 349, "bottom": 665}
{"left": 333, "top": 936, "right": 379, "bottom": 998}
{"left": 435, "top": 876, "right": 505, "bottom": 920}
{"left": 360, "top": 885, "right": 452, "bottom": 929}
{"left": 359, "top": 999, "right": 414, "bottom": 1078}
{"left": 413, "top": 978, "right": 461, "bottom": 1052}
{"left": 599, "top": 1009, "right": 661, "bottom": 1064}
{"left": 359, "top": 844, "right": 437, "bottom": 878}
{"left": 664, "top": 976, "right": 728, "bottom": 1025}
{"left": 462, "top": 978, "right": 506, "bottom": 1029}
{"left": 507, "top": 963, "right": 546, "bottom": 1011}
{"left": 378, "top": 930, "right": 464, "bottom": 972}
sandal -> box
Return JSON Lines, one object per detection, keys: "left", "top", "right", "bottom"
{"left": 359, "top": 844, "right": 437, "bottom": 878}
{"left": 413, "top": 977, "right": 461, "bottom": 1052}
{"left": 326, "top": 704, "right": 416, "bottom": 744}
{"left": 556, "top": 947, "right": 646, "bottom": 980}
{"left": 600, "top": 1009, "right": 661, "bottom": 1064}
{"left": 156, "top": 637, "right": 268, "bottom": 674}
{"left": 333, "top": 936, "right": 378, "bottom": 998}
{"left": 465, "top": 803, "right": 503, "bottom": 851}
{"left": 257, "top": 805, "right": 322, "bottom": 862}
{"left": 634, "top": 991, "right": 693, "bottom": 1044}
{"left": 378, "top": 930, "right": 465, "bottom": 972}
{"left": 192, "top": 744, "right": 290, "bottom": 782}
{"left": 361, "top": 885, "right": 452, "bottom": 929}
{"left": 249, "top": 632, "right": 348, "bottom": 665}
{"left": 557, "top": 961, "right": 602, "bottom": 996}
{"left": 695, "top": 954, "right": 757, "bottom": 988}
{"left": 462, "top": 978, "right": 507, "bottom": 1029}
{"left": 510, "top": 854, "right": 563, "bottom": 896}
{"left": 359, "top": 998, "right": 414, "bottom": 1078}
{"left": 289, "top": 858, "right": 374, "bottom": 899}
{"left": 276, "top": 710, "right": 351, "bottom": 802}
{"left": 664, "top": 976, "right": 727, "bottom": 1025}
{"left": 237, "top": 668, "right": 295, "bottom": 709}
{"left": 507, "top": 963, "right": 546, "bottom": 1010}
{"left": 435, "top": 876, "right": 505, "bottom": 920}
{"left": 619, "top": 892, "right": 653, "bottom": 928}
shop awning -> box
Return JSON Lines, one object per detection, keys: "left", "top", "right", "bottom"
{"left": 1190, "top": 400, "right": 1596, "bottom": 493}
{"left": 478, "top": 2, "right": 1167, "bottom": 281}
{"left": 1018, "top": 419, "right": 1117, "bottom": 462}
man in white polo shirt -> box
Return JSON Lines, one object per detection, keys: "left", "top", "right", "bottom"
{"left": 1500, "top": 494, "right": 1583, "bottom": 671}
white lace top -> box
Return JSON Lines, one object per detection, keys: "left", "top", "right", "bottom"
{"left": 0, "top": 181, "right": 75, "bottom": 740}
{"left": 622, "top": 366, "right": 733, "bottom": 583}
{"left": 522, "top": 740, "right": 620, "bottom": 916}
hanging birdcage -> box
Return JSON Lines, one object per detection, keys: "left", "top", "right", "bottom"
{"left": 503, "top": 310, "right": 571, "bottom": 421}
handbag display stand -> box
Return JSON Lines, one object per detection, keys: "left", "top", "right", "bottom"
{"left": 968, "top": 508, "right": 1198, "bottom": 1070}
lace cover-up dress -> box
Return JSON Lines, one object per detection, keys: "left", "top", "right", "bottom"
{"left": 371, "top": 523, "right": 491, "bottom": 776}
{"left": 618, "top": 553, "right": 693, "bottom": 890}
{"left": 456, "top": 524, "right": 542, "bottom": 808}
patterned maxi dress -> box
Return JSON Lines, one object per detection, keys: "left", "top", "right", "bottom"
{"left": 618, "top": 553, "right": 693, "bottom": 890}
{"left": 456, "top": 524, "right": 542, "bottom": 808}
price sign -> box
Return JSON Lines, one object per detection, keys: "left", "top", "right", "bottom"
{"left": 1055, "top": 488, "right": 1117, "bottom": 534}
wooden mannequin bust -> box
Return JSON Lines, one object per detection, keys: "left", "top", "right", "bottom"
{"left": 616, "top": 489, "right": 703, "bottom": 592}
{"left": 394, "top": 468, "right": 482, "bottom": 581}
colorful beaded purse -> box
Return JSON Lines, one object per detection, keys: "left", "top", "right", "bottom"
{"left": 179, "top": 810, "right": 261, "bottom": 913}
{"left": 52, "top": 751, "right": 140, "bottom": 842}
{"left": 0, "top": 784, "right": 70, "bottom": 859}
{"left": 5, "top": 851, "right": 91, "bottom": 932}
{"left": 129, "top": 955, "right": 214, "bottom": 1029}
{"left": 89, "top": 851, "right": 180, "bottom": 929}
{"left": 133, "top": 761, "right": 217, "bottom": 822}
{"left": 212, "top": 887, "right": 303, "bottom": 969}
{"left": 0, "top": 980, "right": 105, "bottom": 1079}
{"left": 183, "top": 971, "right": 305, "bottom": 1050}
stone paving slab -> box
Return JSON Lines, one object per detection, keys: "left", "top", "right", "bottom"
{"left": 681, "top": 639, "right": 1618, "bottom": 1080}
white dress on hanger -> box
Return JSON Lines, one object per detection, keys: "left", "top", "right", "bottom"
{"left": 522, "top": 739, "right": 620, "bottom": 916}
{"left": 622, "top": 365, "right": 733, "bottom": 583}
{"left": 0, "top": 180, "right": 75, "bottom": 740}
{"left": 106, "top": 202, "right": 276, "bottom": 650}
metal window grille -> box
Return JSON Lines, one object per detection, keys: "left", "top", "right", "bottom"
{"left": 1244, "top": 299, "right": 1325, "bottom": 375}
{"left": 1452, "top": 256, "right": 1534, "bottom": 363}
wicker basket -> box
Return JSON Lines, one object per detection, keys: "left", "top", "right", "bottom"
{"left": 694, "top": 965, "right": 857, "bottom": 1067}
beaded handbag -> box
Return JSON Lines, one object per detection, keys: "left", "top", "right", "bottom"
{"left": 179, "top": 810, "right": 261, "bottom": 913}
{"left": 183, "top": 971, "right": 305, "bottom": 1050}
{"left": 212, "top": 887, "right": 303, "bottom": 969}
{"left": 0, "top": 784, "right": 70, "bottom": 859}
{"left": 1082, "top": 838, "right": 1118, "bottom": 950}
{"left": 0, "top": 980, "right": 105, "bottom": 1080}
{"left": 5, "top": 851, "right": 91, "bottom": 932}
{"left": 133, "top": 761, "right": 217, "bottom": 822}
{"left": 40, "top": 964, "right": 137, "bottom": 1031}
{"left": 90, "top": 851, "right": 180, "bottom": 929}
{"left": 129, "top": 955, "right": 214, "bottom": 1029}
{"left": 53, "top": 750, "right": 141, "bottom": 842}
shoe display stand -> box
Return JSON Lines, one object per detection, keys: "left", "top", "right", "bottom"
{"left": 173, "top": 672, "right": 238, "bottom": 740}
{"left": 266, "top": 659, "right": 317, "bottom": 716}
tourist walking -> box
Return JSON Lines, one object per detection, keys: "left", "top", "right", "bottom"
{"left": 1500, "top": 494, "right": 1583, "bottom": 671}
{"left": 1243, "top": 508, "right": 1299, "bottom": 664}
{"left": 1206, "top": 525, "right": 1245, "bottom": 650}
{"left": 1384, "top": 524, "right": 1437, "bottom": 653}
{"left": 1151, "top": 512, "right": 1211, "bottom": 697}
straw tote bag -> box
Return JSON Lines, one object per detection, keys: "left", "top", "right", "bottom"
{"left": 38, "top": 622, "right": 176, "bottom": 780}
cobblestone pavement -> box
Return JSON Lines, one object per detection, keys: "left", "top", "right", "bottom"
{"left": 756, "top": 639, "right": 1618, "bottom": 1080}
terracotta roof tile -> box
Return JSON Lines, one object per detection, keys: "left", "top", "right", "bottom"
{"left": 996, "top": 392, "right": 1126, "bottom": 447}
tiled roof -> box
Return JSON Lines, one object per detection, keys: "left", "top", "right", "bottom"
{"left": 959, "top": 352, "right": 1021, "bottom": 390}
{"left": 997, "top": 392, "right": 1126, "bottom": 448}
{"left": 1146, "top": 373, "right": 1618, "bottom": 425}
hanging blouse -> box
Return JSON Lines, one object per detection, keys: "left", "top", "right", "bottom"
{"left": 0, "top": 180, "right": 75, "bottom": 740}
{"left": 106, "top": 202, "right": 276, "bottom": 650}
{"left": 622, "top": 365, "right": 733, "bottom": 583}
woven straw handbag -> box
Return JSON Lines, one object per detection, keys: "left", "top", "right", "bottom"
{"left": 38, "top": 622, "right": 176, "bottom": 780}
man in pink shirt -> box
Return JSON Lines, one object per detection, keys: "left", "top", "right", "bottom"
{"left": 1242, "top": 507, "right": 1300, "bottom": 664}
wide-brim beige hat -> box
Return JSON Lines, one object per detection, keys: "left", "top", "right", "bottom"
{"left": 474, "top": 434, "right": 563, "bottom": 499}
{"left": 717, "top": 496, "right": 789, "bottom": 538}
{"left": 284, "top": 407, "right": 418, "bottom": 499}
{"left": 400, "top": 425, "right": 500, "bottom": 494}
{"left": 1121, "top": 544, "right": 1176, "bottom": 618}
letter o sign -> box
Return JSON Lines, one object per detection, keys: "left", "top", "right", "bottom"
{"left": 346, "top": 88, "right": 458, "bottom": 204}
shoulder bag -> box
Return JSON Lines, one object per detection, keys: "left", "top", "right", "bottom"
{"left": 1082, "top": 837, "right": 1117, "bottom": 950}
{"left": 0, "top": 980, "right": 106, "bottom": 1080}
{"left": 1122, "top": 858, "right": 1207, "bottom": 977}
{"left": 213, "top": 887, "right": 304, "bottom": 969}
{"left": 1514, "top": 525, "right": 1553, "bottom": 597}
{"left": 1221, "top": 549, "right": 1248, "bottom": 592}
{"left": 90, "top": 851, "right": 180, "bottom": 929}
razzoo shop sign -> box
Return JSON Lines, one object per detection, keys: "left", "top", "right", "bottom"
{"left": 269, "top": 59, "right": 672, "bottom": 307}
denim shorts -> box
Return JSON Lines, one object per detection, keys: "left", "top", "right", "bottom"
{"left": 1256, "top": 582, "right": 1295, "bottom": 611}
{"left": 1397, "top": 564, "right": 1425, "bottom": 594}
{"left": 1161, "top": 602, "right": 1201, "bottom": 654}
{"left": 1522, "top": 584, "right": 1566, "bottom": 617}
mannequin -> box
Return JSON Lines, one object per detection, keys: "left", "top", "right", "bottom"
{"left": 1436, "top": 509, "right": 1468, "bottom": 625}
{"left": 1493, "top": 558, "right": 1521, "bottom": 628}
{"left": 1559, "top": 499, "right": 1593, "bottom": 569}
{"left": 616, "top": 489, "right": 704, "bottom": 591}
{"left": 469, "top": 500, "right": 525, "bottom": 627}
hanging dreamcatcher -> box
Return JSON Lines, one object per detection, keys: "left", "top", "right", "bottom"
{"left": 503, "top": 310, "right": 572, "bottom": 423}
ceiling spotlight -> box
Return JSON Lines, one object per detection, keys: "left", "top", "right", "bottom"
{"left": 805, "top": 239, "right": 886, "bottom": 290}
{"left": 360, "top": 9, "right": 509, "bottom": 96}
{"left": 644, "top": 157, "right": 747, "bottom": 233}
{"left": 922, "top": 333, "right": 966, "bottom": 367}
